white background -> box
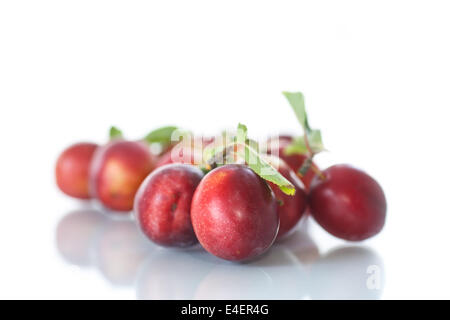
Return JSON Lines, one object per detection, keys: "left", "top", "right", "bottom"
{"left": 1, "top": 0, "right": 449, "bottom": 299}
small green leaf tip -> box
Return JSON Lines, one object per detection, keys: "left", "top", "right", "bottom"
{"left": 109, "top": 126, "right": 123, "bottom": 140}
{"left": 236, "top": 123, "right": 296, "bottom": 196}
{"left": 284, "top": 130, "right": 324, "bottom": 156}
{"left": 143, "top": 126, "right": 179, "bottom": 146}
{"left": 242, "top": 144, "right": 296, "bottom": 196}
{"left": 236, "top": 123, "right": 248, "bottom": 145}
{"left": 282, "top": 91, "right": 311, "bottom": 133}
{"left": 282, "top": 91, "right": 325, "bottom": 156}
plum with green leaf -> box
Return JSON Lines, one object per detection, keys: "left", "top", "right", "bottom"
{"left": 282, "top": 91, "right": 387, "bottom": 241}
{"left": 191, "top": 124, "right": 296, "bottom": 261}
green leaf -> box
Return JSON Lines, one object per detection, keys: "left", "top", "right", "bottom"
{"left": 282, "top": 91, "right": 311, "bottom": 134}
{"left": 247, "top": 137, "right": 260, "bottom": 153}
{"left": 234, "top": 123, "right": 295, "bottom": 195}
{"left": 284, "top": 130, "right": 324, "bottom": 155}
{"left": 282, "top": 91, "right": 325, "bottom": 155}
{"left": 109, "top": 126, "right": 123, "bottom": 140}
{"left": 284, "top": 137, "right": 308, "bottom": 155}
{"left": 236, "top": 123, "right": 248, "bottom": 145}
{"left": 235, "top": 123, "right": 259, "bottom": 152}
{"left": 239, "top": 144, "right": 296, "bottom": 195}
{"left": 307, "top": 129, "right": 324, "bottom": 152}
{"left": 205, "top": 123, "right": 296, "bottom": 196}
{"left": 143, "top": 126, "right": 179, "bottom": 146}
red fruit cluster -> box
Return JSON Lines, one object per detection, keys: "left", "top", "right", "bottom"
{"left": 55, "top": 93, "right": 387, "bottom": 262}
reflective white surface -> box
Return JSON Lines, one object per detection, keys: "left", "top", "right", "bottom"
{"left": 1, "top": 0, "right": 450, "bottom": 299}
{"left": 0, "top": 171, "right": 448, "bottom": 299}
{"left": 54, "top": 208, "right": 384, "bottom": 300}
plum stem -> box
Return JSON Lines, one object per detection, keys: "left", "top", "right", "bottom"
{"left": 298, "top": 132, "right": 326, "bottom": 181}
{"left": 312, "top": 165, "right": 326, "bottom": 181}
{"left": 304, "top": 133, "right": 314, "bottom": 157}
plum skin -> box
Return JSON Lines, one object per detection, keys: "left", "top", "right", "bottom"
{"left": 265, "top": 156, "right": 308, "bottom": 240}
{"left": 309, "top": 164, "right": 387, "bottom": 241}
{"left": 55, "top": 142, "right": 99, "bottom": 199}
{"left": 191, "top": 164, "right": 279, "bottom": 261}
{"left": 90, "top": 139, "right": 155, "bottom": 212}
{"left": 134, "top": 164, "right": 203, "bottom": 247}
